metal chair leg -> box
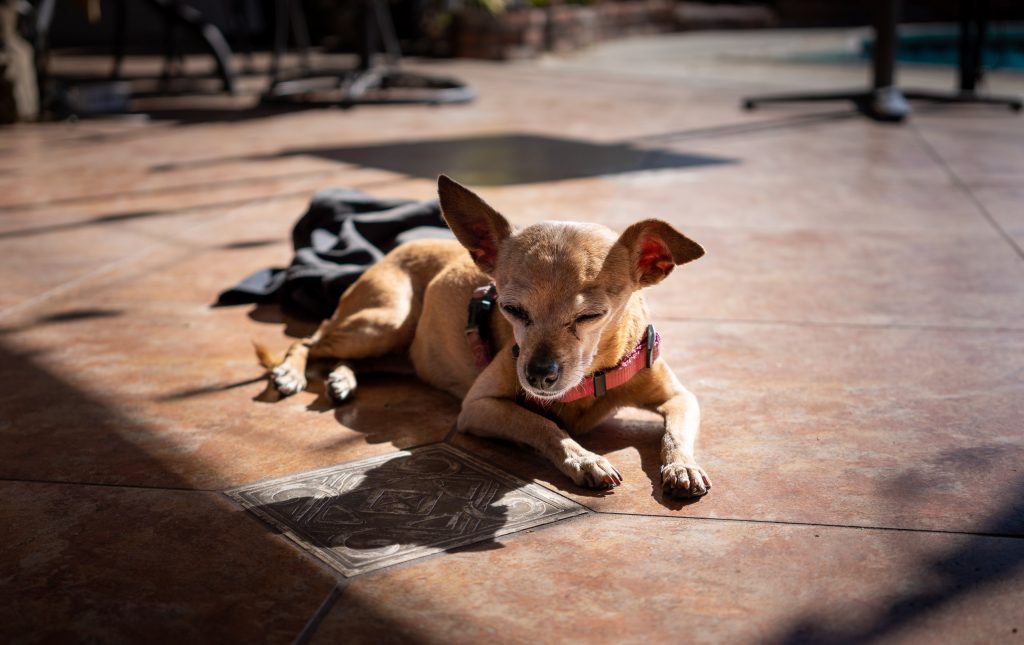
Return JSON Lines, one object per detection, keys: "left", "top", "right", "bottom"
{"left": 151, "top": 0, "right": 237, "bottom": 94}
{"left": 111, "top": 0, "right": 126, "bottom": 79}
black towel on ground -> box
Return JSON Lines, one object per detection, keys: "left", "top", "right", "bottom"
{"left": 217, "top": 187, "right": 453, "bottom": 320}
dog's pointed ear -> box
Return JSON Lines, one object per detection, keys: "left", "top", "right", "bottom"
{"left": 438, "top": 175, "right": 512, "bottom": 274}
{"left": 616, "top": 219, "right": 704, "bottom": 288}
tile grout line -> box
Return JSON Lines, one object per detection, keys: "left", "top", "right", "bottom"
{"left": 0, "top": 168, "right": 339, "bottom": 215}
{"left": 19, "top": 120, "right": 180, "bottom": 150}
{"left": 11, "top": 452, "right": 1020, "bottom": 542}
{"left": 0, "top": 438, "right": 453, "bottom": 496}
{"left": 653, "top": 315, "right": 1024, "bottom": 333}
{"left": 909, "top": 123, "right": 1024, "bottom": 262}
{"left": 593, "top": 509, "right": 1024, "bottom": 540}
{"left": 0, "top": 187, "right": 318, "bottom": 243}
{"left": 6, "top": 420, "right": 1020, "bottom": 542}
{"left": 293, "top": 584, "right": 345, "bottom": 645}
{"left": 0, "top": 476, "right": 214, "bottom": 493}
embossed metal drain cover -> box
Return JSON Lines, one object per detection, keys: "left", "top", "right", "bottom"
{"left": 226, "top": 443, "right": 587, "bottom": 576}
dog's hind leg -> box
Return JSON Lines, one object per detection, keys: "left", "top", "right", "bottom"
{"left": 324, "top": 362, "right": 357, "bottom": 403}
{"left": 264, "top": 328, "right": 321, "bottom": 396}
{"left": 266, "top": 261, "right": 420, "bottom": 401}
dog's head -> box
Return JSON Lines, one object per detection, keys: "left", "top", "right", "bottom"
{"left": 439, "top": 175, "right": 704, "bottom": 400}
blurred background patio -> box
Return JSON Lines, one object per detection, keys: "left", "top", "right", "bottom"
{"left": 2, "top": 1, "right": 1023, "bottom": 643}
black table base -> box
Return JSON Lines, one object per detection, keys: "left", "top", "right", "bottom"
{"left": 742, "top": 0, "right": 1021, "bottom": 122}
{"left": 743, "top": 87, "right": 912, "bottom": 122}
{"left": 264, "top": 0, "right": 474, "bottom": 108}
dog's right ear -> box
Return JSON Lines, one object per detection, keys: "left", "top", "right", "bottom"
{"left": 616, "top": 219, "right": 705, "bottom": 288}
{"left": 438, "top": 175, "right": 512, "bottom": 274}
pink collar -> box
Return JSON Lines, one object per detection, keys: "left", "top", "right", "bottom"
{"left": 466, "top": 284, "right": 661, "bottom": 404}
{"left": 555, "top": 324, "right": 660, "bottom": 403}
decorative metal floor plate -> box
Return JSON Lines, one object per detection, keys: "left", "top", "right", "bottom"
{"left": 226, "top": 443, "right": 587, "bottom": 577}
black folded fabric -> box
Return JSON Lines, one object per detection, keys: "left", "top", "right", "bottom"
{"left": 217, "top": 187, "right": 453, "bottom": 319}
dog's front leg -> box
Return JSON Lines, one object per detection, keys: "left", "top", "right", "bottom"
{"left": 458, "top": 398, "right": 622, "bottom": 489}
{"left": 647, "top": 368, "right": 711, "bottom": 498}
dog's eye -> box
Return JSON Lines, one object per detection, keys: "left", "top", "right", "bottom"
{"left": 574, "top": 312, "right": 605, "bottom": 325}
{"left": 502, "top": 303, "right": 531, "bottom": 324}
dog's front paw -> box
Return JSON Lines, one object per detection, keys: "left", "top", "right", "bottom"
{"left": 661, "top": 461, "right": 711, "bottom": 498}
{"left": 563, "top": 453, "right": 622, "bottom": 489}
{"left": 271, "top": 363, "right": 307, "bottom": 396}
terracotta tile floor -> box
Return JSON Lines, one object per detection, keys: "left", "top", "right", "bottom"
{"left": 4, "top": 32, "right": 1024, "bottom": 643}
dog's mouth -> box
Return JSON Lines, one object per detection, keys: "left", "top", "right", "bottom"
{"left": 517, "top": 372, "right": 584, "bottom": 402}
{"left": 519, "top": 383, "right": 568, "bottom": 401}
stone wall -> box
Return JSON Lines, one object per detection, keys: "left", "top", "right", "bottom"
{"left": 453, "top": 0, "right": 679, "bottom": 60}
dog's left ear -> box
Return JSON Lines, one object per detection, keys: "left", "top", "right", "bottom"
{"left": 616, "top": 219, "right": 705, "bottom": 287}
{"left": 438, "top": 174, "right": 512, "bottom": 274}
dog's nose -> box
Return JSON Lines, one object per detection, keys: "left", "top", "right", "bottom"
{"left": 526, "top": 358, "right": 560, "bottom": 389}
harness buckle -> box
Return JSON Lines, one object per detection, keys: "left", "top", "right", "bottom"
{"left": 645, "top": 324, "right": 656, "bottom": 368}
{"left": 593, "top": 370, "right": 607, "bottom": 398}
{"left": 465, "top": 283, "right": 496, "bottom": 335}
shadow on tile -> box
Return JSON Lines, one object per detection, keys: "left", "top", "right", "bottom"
{"left": 129, "top": 100, "right": 338, "bottom": 129}
{"left": 0, "top": 307, "right": 123, "bottom": 335}
{"left": 150, "top": 133, "right": 736, "bottom": 185}
{"left": 629, "top": 108, "right": 860, "bottom": 145}
{"left": 885, "top": 444, "right": 1021, "bottom": 507}
{"left": 0, "top": 168, "right": 332, "bottom": 214}
{"left": 322, "top": 373, "right": 456, "bottom": 445}
{"left": 767, "top": 475, "right": 1024, "bottom": 645}
{"left": 0, "top": 189, "right": 317, "bottom": 241}
{"left": 0, "top": 340, "right": 338, "bottom": 639}
{"left": 220, "top": 238, "right": 280, "bottom": 250}
{"left": 312, "top": 498, "right": 1024, "bottom": 644}
{"left": 0, "top": 338, "right": 192, "bottom": 485}
{"left": 275, "top": 134, "right": 736, "bottom": 186}
{"left": 245, "top": 302, "right": 321, "bottom": 339}
{"left": 244, "top": 366, "right": 459, "bottom": 455}
{"left": 158, "top": 375, "right": 269, "bottom": 402}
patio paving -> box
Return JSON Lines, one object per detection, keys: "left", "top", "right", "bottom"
{"left": 2, "top": 31, "right": 1023, "bottom": 643}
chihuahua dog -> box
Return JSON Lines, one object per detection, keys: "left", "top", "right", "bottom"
{"left": 259, "top": 175, "right": 710, "bottom": 497}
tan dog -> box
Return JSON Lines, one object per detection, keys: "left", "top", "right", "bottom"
{"left": 259, "top": 175, "right": 711, "bottom": 497}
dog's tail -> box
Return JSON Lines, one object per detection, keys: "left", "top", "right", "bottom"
{"left": 252, "top": 341, "right": 282, "bottom": 370}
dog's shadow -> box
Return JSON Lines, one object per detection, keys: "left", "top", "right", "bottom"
{"left": 263, "top": 363, "right": 463, "bottom": 450}
{"left": 594, "top": 414, "right": 709, "bottom": 511}
{"left": 257, "top": 361, "right": 702, "bottom": 510}
{"left": 257, "top": 370, "right": 696, "bottom": 510}
{"left": 246, "top": 303, "right": 320, "bottom": 340}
